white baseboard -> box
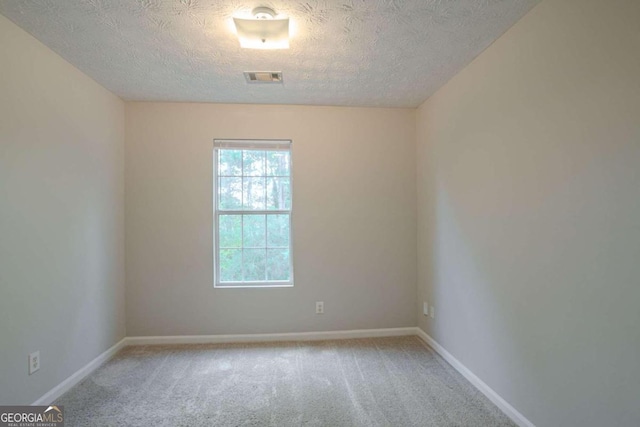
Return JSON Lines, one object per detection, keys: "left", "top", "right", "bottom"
{"left": 32, "top": 337, "right": 127, "bottom": 406}
{"left": 415, "top": 328, "right": 535, "bottom": 427}
{"left": 125, "top": 327, "right": 417, "bottom": 346}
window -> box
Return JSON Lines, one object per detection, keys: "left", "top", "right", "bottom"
{"left": 213, "top": 139, "right": 293, "bottom": 287}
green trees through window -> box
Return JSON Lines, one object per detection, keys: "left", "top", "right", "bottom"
{"left": 214, "top": 141, "right": 292, "bottom": 286}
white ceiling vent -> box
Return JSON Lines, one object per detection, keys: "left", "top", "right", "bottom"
{"left": 244, "top": 71, "right": 283, "bottom": 84}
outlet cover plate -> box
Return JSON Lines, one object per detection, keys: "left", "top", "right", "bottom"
{"left": 29, "top": 351, "right": 40, "bottom": 375}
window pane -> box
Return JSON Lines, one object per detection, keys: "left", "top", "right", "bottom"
{"left": 243, "top": 177, "right": 266, "bottom": 210}
{"left": 267, "top": 214, "right": 289, "bottom": 248}
{"left": 215, "top": 142, "right": 292, "bottom": 287}
{"left": 243, "top": 214, "right": 266, "bottom": 248}
{"left": 219, "top": 249, "right": 242, "bottom": 282}
{"left": 218, "top": 150, "right": 242, "bottom": 176}
{"left": 219, "top": 177, "right": 242, "bottom": 210}
{"left": 243, "top": 150, "right": 265, "bottom": 176}
{"left": 219, "top": 215, "right": 242, "bottom": 248}
{"left": 267, "top": 249, "right": 290, "bottom": 281}
{"left": 266, "top": 151, "right": 290, "bottom": 176}
{"left": 243, "top": 249, "right": 266, "bottom": 281}
{"left": 266, "top": 177, "right": 291, "bottom": 210}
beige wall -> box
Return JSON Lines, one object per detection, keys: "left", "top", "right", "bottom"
{"left": 416, "top": 0, "right": 640, "bottom": 426}
{"left": 125, "top": 102, "right": 417, "bottom": 336}
{"left": 0, "top": 15, "right": 125, "bottom": 404}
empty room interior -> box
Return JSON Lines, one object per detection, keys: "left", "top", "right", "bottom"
{"left": 1, "top": 0, "right": 638, "bottom": 426}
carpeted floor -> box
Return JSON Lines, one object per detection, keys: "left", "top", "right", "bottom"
{"left": 55, "top": 336, "right": 515, "bottom": 426}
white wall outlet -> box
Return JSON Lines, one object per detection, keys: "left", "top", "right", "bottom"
{"left": 29, "top": 351, "right": 40, "bottom": 375}
{"left": 423, "top": 302, "right": 429, "bottom": 316}
{"left": 430, "top": 306, "right": 435, "bottom": 319}
{"left": 315, "top": 301, "right": 324, "bottom": 314}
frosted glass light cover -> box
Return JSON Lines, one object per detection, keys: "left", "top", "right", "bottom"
{"left": 233, "top": 17, "right": 290, "bottom": 49}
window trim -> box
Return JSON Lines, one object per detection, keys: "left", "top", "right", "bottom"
{"left": 213, "top": 139, "right": 294, "bottom": 288}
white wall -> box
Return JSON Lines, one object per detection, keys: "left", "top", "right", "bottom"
{"left": 125, "top": 102, "right": 416, "bottom": 336}
{"left": 416, "top": 0, "right": 640, "bottom": 426}
{"left": 0, "top": 15, "right": 125, "bottom": 405}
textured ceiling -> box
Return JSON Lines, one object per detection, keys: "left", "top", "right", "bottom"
{"left": 0, "top": 0, "right": 539, "bottom": 108}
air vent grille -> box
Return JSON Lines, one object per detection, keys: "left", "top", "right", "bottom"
{"left": 244, "top": 71, "right": 283, "bottom": 84}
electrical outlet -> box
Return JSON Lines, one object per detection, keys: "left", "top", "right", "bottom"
{"left": 430, "top": 306, "right": 435, "bottom": 319}
{"left": 29, "top": 351, "right": 40, "bottom": 375}
{"left": 315, "top": 301, "right": 324, "bottom": 314}
{"left": 423, "top": 302, "right": 429, "bottom": 316}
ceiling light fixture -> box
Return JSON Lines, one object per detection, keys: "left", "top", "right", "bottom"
{"left": 233, "top": 7, "right": 290, "bottom": 50}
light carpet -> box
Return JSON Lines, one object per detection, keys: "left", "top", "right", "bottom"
{"left": 55, "top": 336, "right": 515, "bottom": 426}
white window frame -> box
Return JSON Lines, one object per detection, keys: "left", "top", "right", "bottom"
{"left": 213, "top": 139, "right": 294, "bottom": 288}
